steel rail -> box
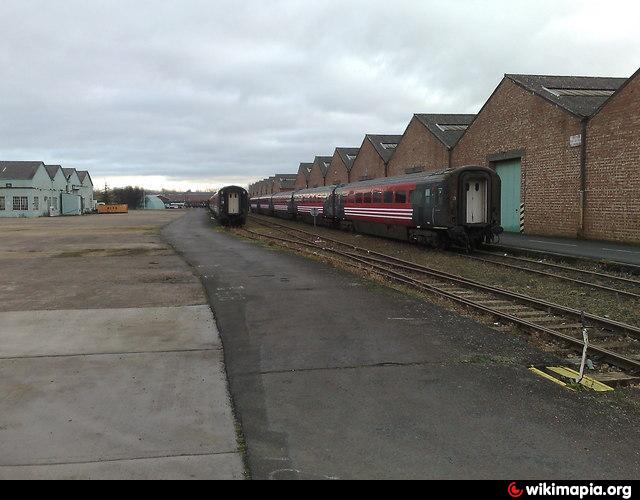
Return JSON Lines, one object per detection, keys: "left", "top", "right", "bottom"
{"left": 473, "top": 250, "right": 640, "bottom": 287}
{"left": 240, "top": 226, "right": 640, "bottom": 373}
{"left": 249, "top": 215, "right": 640, "bottom": 339}
{"left": 456, "top": 253, "right": 640, "bottom": 299}
{"left": 250, "top": 214, "right": 640, "bottom": 298}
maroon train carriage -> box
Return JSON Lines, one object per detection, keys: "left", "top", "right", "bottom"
{"left": 332, "top": 165, "right": 502, "bottom": 248}
{"left": 250, "top": 165, "right": 502, "bottom": 249}
{"left": 272, "top": 190, "right": 295, "bottom": 219}
{"left": 252, "top": 195, "right": 273, "bottom": 216}
{"left": 292, "top": 186, "right": 334, "bottom": 224}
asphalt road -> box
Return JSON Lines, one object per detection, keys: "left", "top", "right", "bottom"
{"left": 164, "top": 210, "right": 640, "bottom": 480}
{"left": 497, "top": 233, "right": 640, "bottom": 266}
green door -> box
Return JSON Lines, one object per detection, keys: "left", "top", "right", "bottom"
{"left": 495, "top": 159, "right": 521, "bottom": 233}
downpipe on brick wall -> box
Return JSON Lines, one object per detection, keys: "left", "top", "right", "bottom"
{"left": 578, "top": 118, "right": 588, "bottom": 239}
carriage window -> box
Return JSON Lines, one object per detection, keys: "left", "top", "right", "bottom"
{"left": 363, "top": 192, "right": 372, "bottom": 204}
{"left": 355, "top": 193, "right": 363, "bottom": 204}
{"left": 395, "top": 191, "right": 407, "bottom": 204}
{"left": 373, "top": 192, "right": 382, "bottom": 204}
{"left": 383, "top": 191, "right": 393, "bottom": 204}
{"left": 475, "top": 183, "right": 480, "bottom": 192}
{"left": 465, "top": 183, "right": 470, "bottom": 192}
{"left": 424, "top": 188, "right": 432, "bottom": 206}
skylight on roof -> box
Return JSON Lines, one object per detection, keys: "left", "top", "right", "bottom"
{"left": 436, "top": 124, "right": 469, "bottom": 132}
{"left": 346, "top": 154, "right": 357, "bottom": 160}
{"left": 381, "top": 143, "right": 398, "bottom": 150}
{"left": 545, "top": 88, "right": 616, "bottom": 97}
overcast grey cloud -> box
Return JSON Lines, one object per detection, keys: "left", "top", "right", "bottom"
{"left": 0, "top": 0, "right": 638, "bottom": 189}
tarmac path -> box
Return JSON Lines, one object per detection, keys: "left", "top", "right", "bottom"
{"left": 164, "top": 210, "right": 640, "bottom": 480}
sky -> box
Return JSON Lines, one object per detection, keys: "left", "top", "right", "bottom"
{"left": 0, "top": 0, "right": 638, "bottom": 191}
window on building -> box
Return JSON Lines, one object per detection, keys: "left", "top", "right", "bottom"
{"left": 436, "top": 124, "right": 469, "bottom": 132}
{"left": 363, "top": 192, "right": 372, "bottom": 204}
{"left": 0, "top": 197, "right": 5, "bottom": 210}
{"left": 373, "top": 191, "right": 383, "bottom": 204}
{"left": 383, "top": 191, "right": 393, "bottom": 204}
{"left": 13, "top": 196, "right": 28, "bottom": 211}
{"left": 395, "top": 191, "right": 407, "bottom": 204}
{"left": 545, "top": 87, "right": 615, "bottom": 97}
{"left": 34, "top": 197, "right": 39, "bottom": 210}
{"left": 53, "top": 197, "right": 58, "bottom": 210}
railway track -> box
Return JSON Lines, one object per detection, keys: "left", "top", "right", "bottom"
{"left": 243, "top": 215, "right": 640, "bottom": 374}
{"left": 464, "top": 250, "right": 640, "bottom": 299}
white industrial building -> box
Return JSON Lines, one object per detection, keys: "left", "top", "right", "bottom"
{"left": 77, "top": 170, "right": 95, "bottom": 213}
{"left": 0, "top": 161, "right": 94, "bottom": 218}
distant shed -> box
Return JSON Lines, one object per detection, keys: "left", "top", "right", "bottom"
{"left": 142, "top": 195, "right": 166, "bottom": 210}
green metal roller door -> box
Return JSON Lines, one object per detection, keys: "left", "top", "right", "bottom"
{"left": 495, "top": 159, "right": 522, "bottom": 233}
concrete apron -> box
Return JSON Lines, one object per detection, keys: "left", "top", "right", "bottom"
{"left": 0, "top": 305, "right": 243, "bottom": 480}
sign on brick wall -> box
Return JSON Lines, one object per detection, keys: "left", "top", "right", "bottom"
{"left": 570, "top": 134, "right": 582, "bottom": 148}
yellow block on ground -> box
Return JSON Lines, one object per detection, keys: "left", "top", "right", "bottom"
{"left": 547, "top": 367, "right": 615, "bottom": 392}
{"left": 529, "top": 367, "right": 575, "bottom": 391}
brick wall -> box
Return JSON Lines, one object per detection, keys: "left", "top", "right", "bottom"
{"left": 308, "top": 161, "right": 325, "bottom": 188}
{"left": 327, "top": 151, "right": 350, "bottom": 185}
{"left": 294, "top": 164, "right": 308, "bottom": 191}
{"left": 586, "top": 73, "right": 640, "bottom": 243}
{"left": 350, "top": 138, "right": 386, "bottom": 181}
{"left": 387, "top": 116, "right": 450, "bottom": 177}
{"left": 294, "top": 171, "right": 308, "bottom": 190}
{"left": 452, "top": 79, "right": 583, "bottom": 237}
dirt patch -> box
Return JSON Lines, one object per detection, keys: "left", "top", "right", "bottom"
{"left": 0, "top": 211, "right": 206, "bottom": 311}
{"left": 54, "top": 247, "right": 170, "bottom": 258}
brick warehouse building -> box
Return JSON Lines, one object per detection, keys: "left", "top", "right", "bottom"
{"left": 308, "top": 156, "right": 333, "bottom": 188}
{"left": 387, "top": 114, "right": 475, "bottom": 177}
{"left": 349, "top": 134, "right": 402, "bottom": 181}
{"left": 294, "top": 162, "right": 313, "bottom": 190}
{"left": 327, "top": 147, "right": 359, "bottom": 185}
{"left": 451, "top": 74, "right": 626, "bottom": 235}
{"left": 585, "top": 68, "right": 640, "bottom": 243}
{"left": 272, "top": 174, "right": 297, "bottom": 193}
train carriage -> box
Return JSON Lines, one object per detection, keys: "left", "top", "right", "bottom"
{"left": 333, "top": 166, "right": 501, "bottom": 248}
{"left": 272, "top": 191, "right": 295, "bottom": 219}
{"left": 250, "top": 165, "right": 502, "bottom": 249}
{"left": 253, "top": 195, "right": 273, "bottom": 216}
{"left": 209, "top": 185, "right": 249, "bottom": 227}
{"left": 292, "top": 186, "right": 335, "bottom": 224}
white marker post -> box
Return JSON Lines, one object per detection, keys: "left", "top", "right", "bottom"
{"left": 577, "top": 311, "right": 589, "bottom": 384}
{"left": 310, "top": 207, "right": 320, "bottom": 229}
